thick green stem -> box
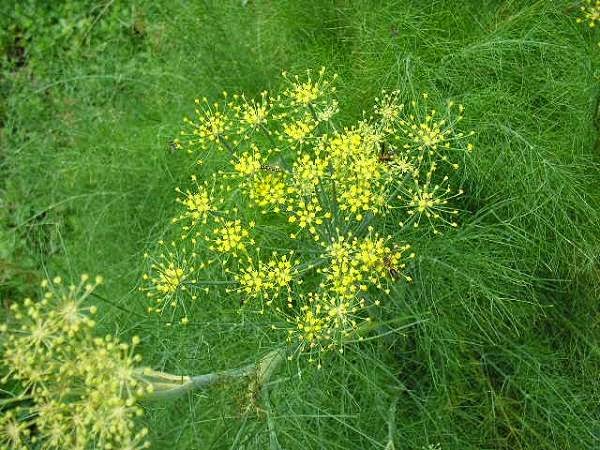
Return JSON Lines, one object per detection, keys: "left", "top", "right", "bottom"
{"left": 136, "top": 348, "right": 284, "bottom": 401}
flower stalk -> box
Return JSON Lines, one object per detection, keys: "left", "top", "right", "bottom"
{"left": 136, "top": 348, "right": 285, "bottom": 401}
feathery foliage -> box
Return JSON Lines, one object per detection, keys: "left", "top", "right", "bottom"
{"left": 1, "top": 0, "right": 599, "bottom": 449}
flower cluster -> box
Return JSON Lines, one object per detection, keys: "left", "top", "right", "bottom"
{"left": 394, "top": 95, "right": 474, "bottom": 164}
{"left": 281, "top": 67, "right": 338, "bottom": 117}
{"left": 231, "top": 90, "right": 272, "bottom": 139}
{"left": 209, "top": 218, "right": 255, "bottom": 255}
{"left": 144, "top": 69, "right": 473, "bottom": 361}
{"left": 398, "top": 162, "right": 464, "bottom": 233}
{"left": 141, "top": 240, "right": 203, "bottom": 324}
{"left": 182, "top": 95, "right": 233, "bottom": 151}
{"left": 228, "top": 253, "right": 298, "bottom": 306}
{"left": 577, "top": 0, "right": 600, "bottom": 28}
{"left": 172, "top": 175, "right": 218, "bottom": 237}
{"left": 288, "top": 292, "right": 368, "bottom": 362}
{"left": 0, "top": 275, "right": 152, "bottom": 450}
{"left": 319, "top": 230, "right": 412, "bottom": 299}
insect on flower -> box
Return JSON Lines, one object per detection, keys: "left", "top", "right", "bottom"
{"left": 260, "top": 163, "right": 284, "bottom": 173}
{"left": 378, "top": 142, "right": 396, "bottom": 163}
{"left": 383, "top": 255, "right": 400, "bottom": 279}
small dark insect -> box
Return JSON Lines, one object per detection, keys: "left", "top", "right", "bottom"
{"left": 378, "top": 142, "right": 396, "bottom": 163}
{"left": 132, "top": 18, "right": 147, "bottom": 38}
{"left": 260, "top": 164, "right": 283, "bottom": 172}
{"left": 383, "top": 256, "right": 400, "bottom": 279}
{"left": 379, "top": 152, "right": 395, "bottom": 163}
{"left": 168, "top": 140, "right": 179, "bottom": 152}
{"left": 379, "top": 142, "right": 387, "bottom": 155}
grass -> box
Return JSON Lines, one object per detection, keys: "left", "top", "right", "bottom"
{"left": 1, "top": 0, "right": 599, "bottom": 449}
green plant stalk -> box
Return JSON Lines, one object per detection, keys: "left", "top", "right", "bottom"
{"left": 137, "top": 348, "right": 285, "bottom": 401}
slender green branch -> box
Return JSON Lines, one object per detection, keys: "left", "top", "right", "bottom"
{"left": 260, "top": 124, "right": 279, "bottom": 148}
{"left": 0, "top": 395, "right": 33, "bottom": 407}
{"left": 307, "top": 104, "right": 319, "bottom": 122}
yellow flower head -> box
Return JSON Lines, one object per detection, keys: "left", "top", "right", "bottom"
{"left": 231, "top": 253, "right": 297, "bottom": 305}
{"left": 233, "top": 146, "right": 264, "bottom": 176}
{"left": 321, "top": 231, "right": 411, "bottom": 298}
{"left": 209, "top": 218, "right": 254, "bottom": 255}
{"left": 236, "top": 91, "right": 271, "bottom": 127}
{"left": 397, "top": 96, "right": 474, "bottom": 166}
{"left": 267, "top": 253, "right": 296, "bottom": 289}
{"left": 337, "top": 169, "right": 386, "bottom": 221}
{"left": 173, "top": 176, "right": 215, "bottom": 235}
{"left": 321, "top": 234, "right": 364, "bottom": 299}
{"left": 248, "top": 172, "right": 294, "bottom": 213}
{"left": 374, "top": 89, "right": 404, "bottom": 131}
{"left": 578, "top": 0, "right": 600, "bottom": 27}
{"left": 282, "top": 66, "right": 337, "bottom": 108}
{"left": 292, "top": 153, "right": 328, "bottom": 193}
{"left": 400, "top": 164, "right": 463, "bottom": 234}
{"left": 233, "top": 263, "right": 270, "bottom": 299}
{"left": 282, "top": 117, "right": 316, "bottom": 144}
{"left": 156, "top": 265, "right": 185, "bottom": 294}
{"left": 326, "top": 130, "right": 365, "bottom": 165}
{"left": 141, "top": 241, "right": 199, "bottom": 317}
{"left": 182, "top": 93, "right": 233, "bottom": 151}
{"left": 0, "top": 410, "right": 31, "bottom": 450}
{"left": 288, "top": 199, "right": 331, "bottom": 240}
{"left": 294, "top": 303, "right": 327, "bottom": 347}
{"left": 1, "top": 275, "right": 152, "bottom": 450}
{"left": 287, "top": 292, "right": 368, "bottom": 360}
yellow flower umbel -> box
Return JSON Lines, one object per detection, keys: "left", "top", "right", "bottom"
{"left": 163, "top": 69, "right": 475, "bottom": 361}
{"left": 233, "top": 146, "right": 265, "bottom": 176}
{"left": 232, "top": 90, "right": 273, "bottom": 140}
{"left": 157, "top": 265, "right": 185, "bottom": 294}
{"left": 141, "top": 240, "right": 200, "bottom": 323}
{"left": 320, "top": 234, "right": 363, "bottom": 299}
{"left": 292, "top": 298, "right": 328, "bottom": 350}
{"left": 230, "top": 253, "right": 297, "bottom": 306}
{"left": 1, "top": 275, "right": 152, "bottom": 450}
{"left": 248, "top": 172, "right": 295, "bottom": 213}
{"left": 181, "top": 93, "right": 235, "bottom": 152}
{"left": 336, "top": 155, "right": 387, "bottom": 221}
{"left": 398, "top": 162, "right": 464, "bottom": 234}
{"left": 322, "top": 128, "right": 389, "bottom": 221}
{"left": 208, "top": 218, "right": 255, "bottom": 256}
{"left": 288, "top": 199, "right": 332, "bottom": 240}
{"left": 397, "top": 96, "right": 474, "bottom": 169}
{"left": 326, "top": 129, "right": 365, "bottom": 165}
{"left": 281, "top": 116, "right": 317, "bottom": 145}
{"left": 292, "top": 153, "right": 328, "bottom": 193}
{"left": 277, "top": 68, "right": 338, "bottom": 146}
{"left": 282, "top": 67, "right": 337, "bottom": 112}
{"left": 286, "top": 292, "right": 369, "bottom": 365}
{"left": 320, "top": 231, "right": 411, "bottom": 299}
{"left": 0, "top": 409, "right": 30, "bottom": 450}
{"left": 374, "top": 89, "right": 404, "bottom": 133}
{"left": 577, "top": 0, "right": 600, "bottom": 27}
{"left": 173, "top": 175, "right": 217, "bottom": 238}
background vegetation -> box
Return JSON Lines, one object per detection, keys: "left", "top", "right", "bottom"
{"left": 1, "top": 0, "right": 599, "bottom": 449}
